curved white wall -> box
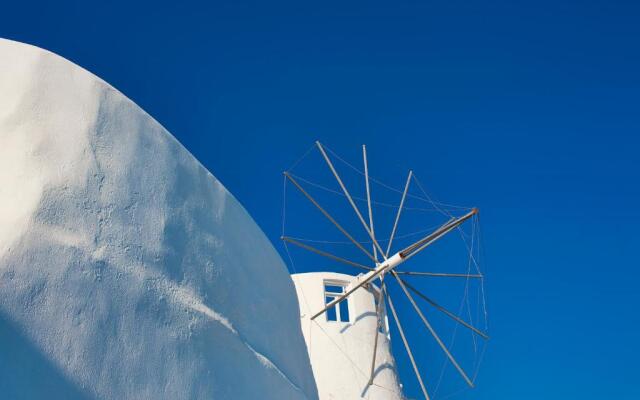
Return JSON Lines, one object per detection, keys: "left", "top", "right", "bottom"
{"left": 0, "top": 38, "right": 318, "bottom": 400}
{"left": 292, "top": 272, "right": 404, "bottom": 400}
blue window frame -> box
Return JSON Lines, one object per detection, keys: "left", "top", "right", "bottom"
{"left": 324, "top": 281, "right": 350, "bottom": 323}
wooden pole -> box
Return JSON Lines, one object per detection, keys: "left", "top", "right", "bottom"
{"left": 387, "top": 291, "right": 430, "bottom": 400}
{"left": 394, "top": 272, "right": 489, "bottom": 339}
{"left": 394, "top": 271, "right": 483, "bottom": 279}
{"left": 281, "top": 236, "right": 373, "bottom": 272}
{"left": 362, "top": 145, "right": 378, "bottom": 262}
{"left": 316, "top": 141, "right": 387, "bottom": 259}
{"left": 400, "top": 209, "right": 477, "bottom": 261}
{"left": 386, "top": 171, "right": 412, "bottom": 257}
{"left": 393, "top": 272, "right": 475, "bottom": 387}
{"left": 368, "top": 280, "right": 386, "bottom": 385}
{"left": 284, "top": 172, "right": 377, "bottom": 263}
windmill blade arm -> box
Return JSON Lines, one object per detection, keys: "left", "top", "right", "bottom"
{"left": 393, "top": 272, "right": 475, "bottom": 388}
{"left": 363, "top": 145, "right": 378, "bottom": 262}
{"left": 368, "top": 279, "right": 386, "bottom": 385}
{"left": 385, "top": 170, "right": 412, "bottom": 257}
{"left": 284, "top": 172, "right": 377, "bottom": 263}
{"left": 393, "top": 272, "right": 489, "bottom": 339}
{"left": 281, "top": 236, "right": 374, "bottom": 271}
{"left": 316, "top": 141, "right": 387, "bottom": 259}
{"left": 400, "top": 208, "right": 477, "bottom": 261}
{"left": 386, "top": 290, "right": 430, "bottom": 400}
{"left": 394, "top": 271, "right": 483, "bottom": 279}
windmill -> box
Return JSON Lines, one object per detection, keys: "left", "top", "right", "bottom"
{"left": 281, "top": 141, "right": 488, "bottom": 400}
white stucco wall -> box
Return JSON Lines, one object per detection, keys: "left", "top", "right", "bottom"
{"left": 0, "top": 38, "right": 318, "bottom": 400}
{"left": 292, "top": 272, "right": 404, "bottom": 400}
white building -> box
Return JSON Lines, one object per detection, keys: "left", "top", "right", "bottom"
{"left": 292, "top": 272, "right": 405, "bottom": 400}
{"left": 0, "top": 38, "right": 319, "bottom": 400}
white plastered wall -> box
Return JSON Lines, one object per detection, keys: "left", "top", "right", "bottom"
{"left": 292, "top": 272, "right": 405, "bottom": 400}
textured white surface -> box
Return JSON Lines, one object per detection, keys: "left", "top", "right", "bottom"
{"left": 0, "top": 38, "right": 318, "bottom": 400}
{"left": 292, "top": 272, "right": 404, "bottom": 400}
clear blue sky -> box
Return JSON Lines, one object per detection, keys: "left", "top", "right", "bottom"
{"left": 2, "top": 1, "right": 639, "bottom": 399}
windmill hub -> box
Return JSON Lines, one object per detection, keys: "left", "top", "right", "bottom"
{"left": 378, "top": 252, "right": 405, "bottom": 271}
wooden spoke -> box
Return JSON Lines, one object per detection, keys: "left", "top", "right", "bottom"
{"left": 386, "top": 170, "right": 412, "bottom": 258}
{"left": 284, "top": 172, "right": 377, "bottom": 263}
{"left": 368, "top": 279, "right": 386, "bottom": 385}
{"left": 394, "top": 273, "right": 489, "bottom": 339}
{"left": 363, "top": 145, "right": 378, "bottom": 262}
{"left": 400, "top": 209, "right": 477, "bottom": 261}
{"left": 394, "top": 271, "right": 483, "bottom": 279}
{"left": 393, "top": 272, "right": 475, "bottom": 387}
{"left": 281, "top": 236, "right": 374, "bottom": 272}
{"left": 387, "top": 291, "right": 430, "bottom": 400}
{"left": 316, "top": 141, "right": 387, "bottom": 259}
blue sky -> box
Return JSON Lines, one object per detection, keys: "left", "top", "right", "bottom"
{"left": 2, "top": 1, "right": 640, "bottom": 399}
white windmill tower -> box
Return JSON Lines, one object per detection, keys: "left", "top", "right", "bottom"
{"left": 282, "top": 142, "right": 488, "bottom": 400}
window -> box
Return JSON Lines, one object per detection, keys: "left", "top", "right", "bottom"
{"left": 324, "top": 281, "right": 350, "bottom": 323}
